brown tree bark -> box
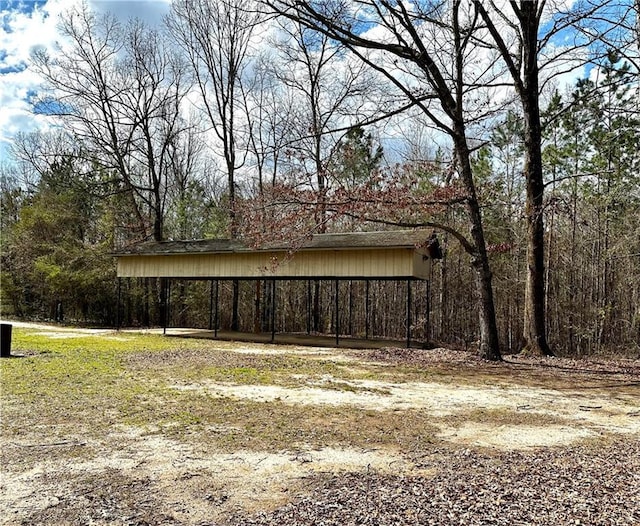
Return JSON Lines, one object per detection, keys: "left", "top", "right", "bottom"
{"left": 475, "top": 1, "right": 553, "bottom": 356}
{"left": 519, "top": 3, "right": 552, "bottom": 356}
{"left": 452, "top": 132, "right": 501, "bottom": 361}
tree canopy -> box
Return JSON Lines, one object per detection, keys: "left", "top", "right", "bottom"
{"left": 1, "top": 0, "right": 638, "bottom": 356}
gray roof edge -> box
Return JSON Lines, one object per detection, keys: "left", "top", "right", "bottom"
{"left": 113, "top": 229, "right": 433, "bottom": 256}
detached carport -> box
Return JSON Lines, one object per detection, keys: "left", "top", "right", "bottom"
{"left": 113, "top": 230, "right": 439, "bottom": 348}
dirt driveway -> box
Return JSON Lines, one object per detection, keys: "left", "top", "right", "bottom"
{"left": 1, "top": 322, "right": 639, "bottom": 525}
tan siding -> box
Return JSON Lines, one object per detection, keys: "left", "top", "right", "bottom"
{"left": 117, "top": 247, "right": 429, "bottom": 279}
{"left": 412, "top": 250, "right": 432, "bottom": 279}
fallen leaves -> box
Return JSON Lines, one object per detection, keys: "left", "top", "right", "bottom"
{"left": 233, "top": 440, "right": 640, "bottom": 526}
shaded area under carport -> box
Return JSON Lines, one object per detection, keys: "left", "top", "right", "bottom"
{"left": 162, "top": 327, "right": 419, "bottom": 350}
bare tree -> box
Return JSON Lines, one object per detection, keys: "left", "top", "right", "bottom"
{"left": 266, "top": 17, "right": 378, "bottom": 333}
{"left": 168, "top": 0, "right": 262, "bottom": 331}
{"left": 260, "top": 0, "right": 502, "bottom": 360}
{"left": 11, "top": 130, "right": 81, "bottom": 188}
{"left": 124, "top": 18, "right": 194, "bottom": 242}
{"left": 32, "top": 5, "right": 192, "bottom": 243}
{"left": 167, "top": 0, "right": 261, "bottom": 237}
{"left": 241, "top": 52, "right": 298, "bottom": 195}
{"left": 472, "top": 1, "right": 552, "bottom": 356}
{"left": 270, "top": 19, "right": 372, "bottom": 212}
{"left": 31, "top": 4, "right": 195, "bottom": 328}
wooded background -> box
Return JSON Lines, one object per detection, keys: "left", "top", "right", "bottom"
{"left": 1, "top": 0, "right": 638, "bottom": 357}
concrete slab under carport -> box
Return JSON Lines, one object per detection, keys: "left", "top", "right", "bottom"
{"left": 160, "top": 328, "right": 423, "bottom": 350}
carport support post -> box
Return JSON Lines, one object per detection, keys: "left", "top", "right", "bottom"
{"left": 365, "top": 280, "right": 370, "bottom": 340}
{"left": 209, "top": 279, "right": 214, "bottom": 331}
{"left": 214, "top": 279, "right": 219, "bottom": 338}
{"left": 406, "top": 279, "right": 412, "bottom": 348}
{"left": 270, "top": 279, "right": 276, "bottom": 343}
{"left": 335, "top": 279, "right": 340, "bottom": 347}
{"left": 163, "top": 279, "right": 171, "bottom": 335}
{"left": 116, "top": 278, "right": 121, "bottom": 330}
{"left": 425, "top": 277, "right": 431, "bottom": 344}
{"left": 306, "top": 280, "right": 311, "bottom": 334}
{"left": 348, "top": 280, "right": 353, "bottom": 336}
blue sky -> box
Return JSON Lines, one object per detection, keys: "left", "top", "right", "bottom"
{"left": 1, "top": 1, "right": 635, "bottom": 166}
{"left": 0, "top": 0, "right": 170, "bottom": 163}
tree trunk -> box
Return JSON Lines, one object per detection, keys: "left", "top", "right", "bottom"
{"left": 472, "top": 252, "right": 501, "bottom": 360}
{"left": 453, "top": 131, "right": 501, "bottom": 361}
{"left": 438, "top": 239, "right": 448, "bottom": 342}
{"left": 520, "top": 7, "right": 553, "bottom": 357}
{"left": 521, "top": 158, "right": 551, "bottom": 356}
{"left": 521, "top": 125, "right": 552, "bottom": 355}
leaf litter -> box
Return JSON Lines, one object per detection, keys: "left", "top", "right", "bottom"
{"left": 1, "top": 326, "right": 639, "bottom": 525}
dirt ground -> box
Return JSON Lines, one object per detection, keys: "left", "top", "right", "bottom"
{"left": 1, "top": 322, "right": 639, "bottom": 525}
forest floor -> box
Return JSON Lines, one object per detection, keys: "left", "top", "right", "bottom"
{"left": 1, "top": 322, "right": 639, "bottom": 525}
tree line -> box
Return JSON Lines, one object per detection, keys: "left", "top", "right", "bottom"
{"left": 1, "top": 0, "right": 638, "bottom": 359}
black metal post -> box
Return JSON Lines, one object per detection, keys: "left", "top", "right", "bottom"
{"left": 164, "top": 278, "right": 171, "bottom": 335}
{"left": 271, "top": 279, "right": 276, "bottom": 343}
{"left": 335, "top": 279, "right": 340, "bottom": 346}
{"left": 425, "top": 277, "right": 431, "bottom": 345}
{"left": 209, "top": 279, "right": 214, "bottom": 331}
{"left": 365, "top": 280, "right": 370, "bottom": 340}
{"left": 306, "top": 279, "right": 311, "bottom": 334}
{"left": 406, "top": 279, "right": 412, "bottom": 348}
{"left": 116, "top": 278, "right": 121, "bottom": 330}
{"left": 214, "top": 279, "right": 219, "bottom": 337}
{"left": 348, "top": 280, "right": 353, "bottom": 336}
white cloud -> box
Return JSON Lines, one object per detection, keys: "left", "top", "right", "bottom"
{"left": 0, "top": 1, "right": 73, "bottom": 161}
{"left": 0, "top": 0, "right": 170, "bottom": 163}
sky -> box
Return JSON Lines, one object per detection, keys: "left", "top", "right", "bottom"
{"left": 1, "top": 0, "right": 634, "bottom": 167}
{"left": 0, "top": 0, "right": 171, "bottom": 164}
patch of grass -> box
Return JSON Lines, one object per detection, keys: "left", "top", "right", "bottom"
{"left": 440, "top": 407, "right": 572, "bottom": 428}
{"left": 146, "top": 395, "right": 439, "bottom": 453}
{"left": 0, "top": 328, "right": 550, "bottom": 454}
{"left": 4, "top": 329, "right": 427, "bottom": 453}
{"left": 1, "top": 329, "right": 183, "bottom": 436}
{"left": 3, "top": 325, "right": 633, "bottom": 472}
{"left": 124, "top": 347, "right": 370, "bottom": 390}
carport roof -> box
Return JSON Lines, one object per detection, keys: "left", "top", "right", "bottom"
{"left": 114, "top": 229, "right": 432, "bottom": 256}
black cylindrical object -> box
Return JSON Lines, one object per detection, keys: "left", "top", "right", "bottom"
{"left": 1, "top": 323, "right": 12, "bottom": 357}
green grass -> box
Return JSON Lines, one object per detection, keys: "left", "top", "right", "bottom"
{"left": 1, "top": 328, "right": 440, "bottom": 454}
{"left": 4, "top": 326, "right": 621, "bottom": 462}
